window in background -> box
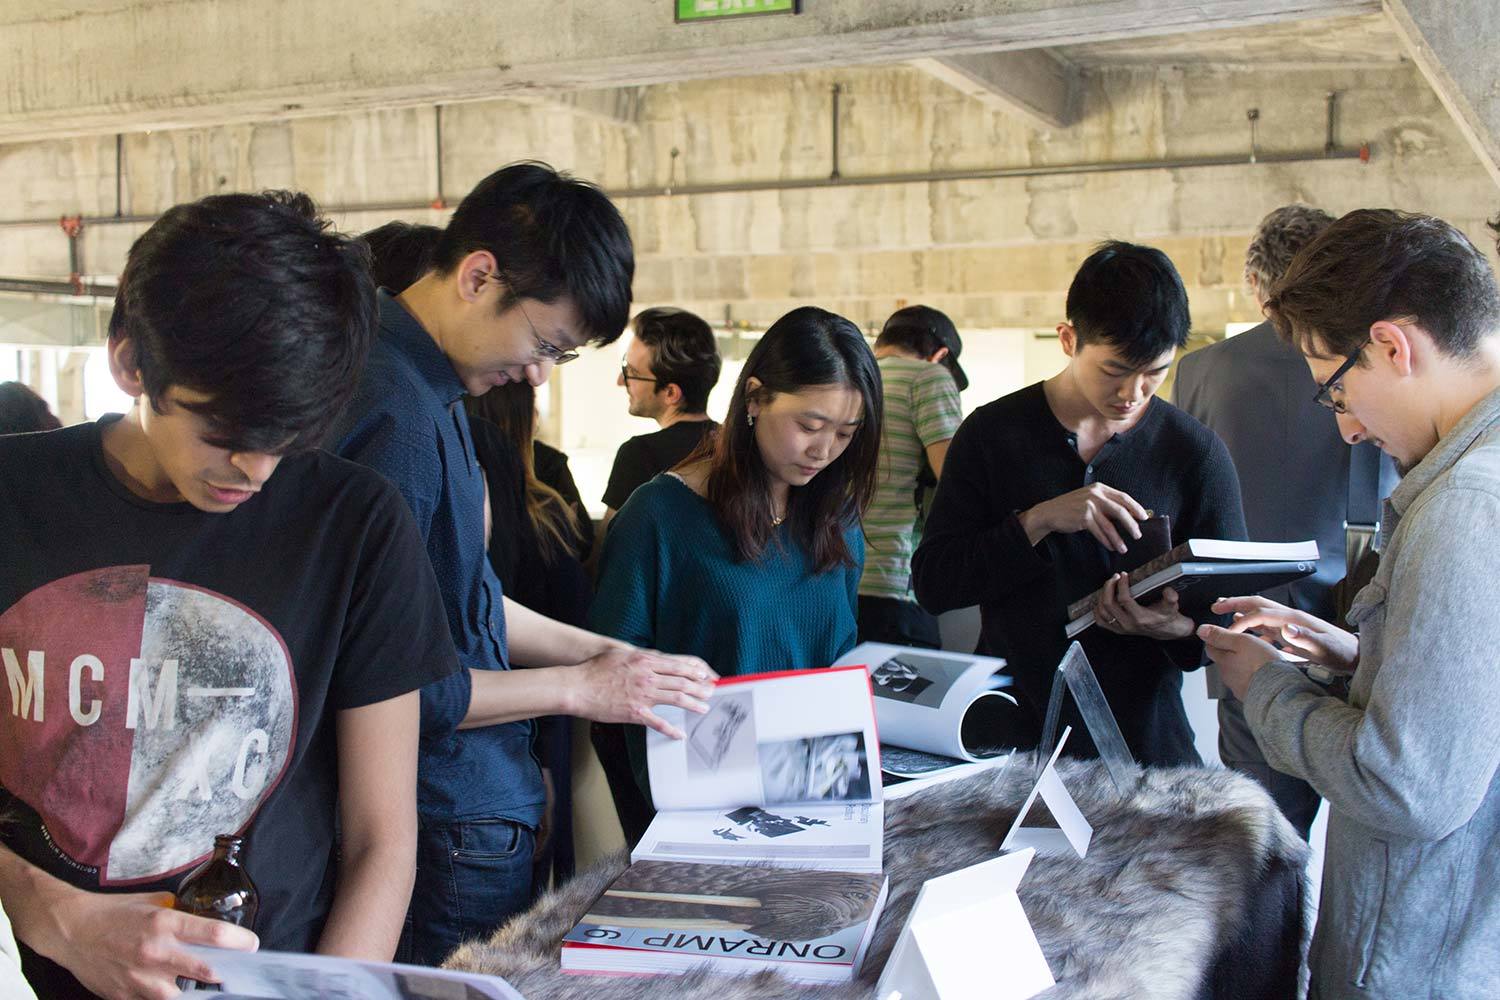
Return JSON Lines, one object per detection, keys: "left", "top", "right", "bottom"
{"left": 83, "top": 347, "right": 133, "bottom": 420}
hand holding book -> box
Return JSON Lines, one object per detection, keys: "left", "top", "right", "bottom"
{"left": 1018, "top": 482, "right": 1150, "bottom": 553}
{"left": 1093, "top": 572, "right": 1195, "bottom": 640}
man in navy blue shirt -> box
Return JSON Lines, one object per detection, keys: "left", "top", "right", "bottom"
{"left": 334, "top": 163, "right": 716, "bottom": 966}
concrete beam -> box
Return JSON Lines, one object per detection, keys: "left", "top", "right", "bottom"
{"left": 0, "top": 0, "right": 1379, "bottom": 143}
{"left": 912, "top": 50, "right": 1077, "bottom": 130}
{"left": 502, "top": 88, "right": 646, "bottom": 128}
{"left": 1384, "top": 0, "right": 1500, "bottom": 190}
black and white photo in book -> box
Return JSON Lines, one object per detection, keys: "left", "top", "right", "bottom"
{"left": 760, "top": 732, "right": 873, "bottom": 803}
{"left": 835, "top": 643, "right": 1015, "bottom": 775}
{"left": 686, "top": 689, "right": 756, "bottom": 775}
{"left": 870, "top": 651, "right": 957, "bottom": 706}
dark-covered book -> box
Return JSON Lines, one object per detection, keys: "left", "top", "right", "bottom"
{"left": 560, "top": 860, "right": 889, "bottom": 984}
{"left": 1065, "top": 538, "right": 1319, "bottom": 638}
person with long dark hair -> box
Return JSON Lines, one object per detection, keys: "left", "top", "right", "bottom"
{"left": 0, "top": 382, "right": 62, "bottom": 435}
{"left": 591, "top": 306, "right": 882, "bottom": 833}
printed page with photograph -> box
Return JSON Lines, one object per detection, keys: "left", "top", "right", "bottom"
{"left": 833, "top": 643, "right": 1013, "bottom": 773}
{"left": 646, "top": 666, "right": 881, "bottom": 812}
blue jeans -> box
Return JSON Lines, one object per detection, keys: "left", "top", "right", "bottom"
{"left": 400, "top": 817, "right": 536, "bottom": 967}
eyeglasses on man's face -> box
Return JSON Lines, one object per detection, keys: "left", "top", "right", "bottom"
{"left": 619, "top": 363, "right": 658, "bottom": 386}
{"left": 517, "top": 300, "right": 580, "bottom": 366}
{"left": 1313, "top": 344, "right": 1368, "bottom": 414}
{"left": 478, "top": 271, "right": 580, "bottom": 366}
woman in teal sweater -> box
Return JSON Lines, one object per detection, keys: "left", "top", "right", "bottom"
{"left": 592, "top": 307, "right": 883, "bottom": 816}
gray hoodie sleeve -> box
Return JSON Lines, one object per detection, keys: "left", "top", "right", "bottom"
{"left": 1244, "top": 484, "right": 1500, "bottom": 841}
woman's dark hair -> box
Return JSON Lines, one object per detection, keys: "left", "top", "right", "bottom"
{"left": 1066, "top": 240, "right": 1191, "bottom": 367}
{"left": 0, "top": 382, "right": 61, "bottom": 435}
{"left": 701, "top": 306, "right": 882, "bottom": 574}
{"left": 362, "top": 221, "right": 442, "bottom": 292}
{"left": 434, "top": 161, "right": 634, "bottom": 347}
{"left": 110, "top": 190, "right": 376, "bottom": 454}
{"left": 632, "top": 307, "right": 722, "bottom": 414}
{"left": 466, "top": 384, "right": 581, "bottom": 562}
{"left": 1270, "top": 209, "right": 1500, "bottom": 362}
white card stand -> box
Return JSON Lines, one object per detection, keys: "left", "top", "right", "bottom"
{"left": 1000, "top": 726, "right": 1093, "bottom": 858}
{"left": 876, "top": 848, "right": 1054, "bottom": 1000}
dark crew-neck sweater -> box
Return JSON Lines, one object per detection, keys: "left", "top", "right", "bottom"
{"left": 912, "top": 382, "right": 1246, "bottom": 766}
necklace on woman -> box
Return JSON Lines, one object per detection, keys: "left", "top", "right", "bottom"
{"left": 771, "top": 512, "right": 786, "bottom": 526}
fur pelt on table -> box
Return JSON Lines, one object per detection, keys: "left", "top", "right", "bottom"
{"left": 446, "top": 756, "right": 1310, "bottom": 999}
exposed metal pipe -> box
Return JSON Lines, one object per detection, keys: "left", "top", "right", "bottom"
{"left": 114, "top": 134, "right": 125, "bottom": 218}
{"left": 1325, "top": 91, "right": 1339, "bottom": 156}
{"left": 59, "top": 217, "right": 85, "bottom": 295}
{"left": 830, "top": 83, "right": 842, "bottom": 182}
{"left": 0, "top": 145, "right": 1371, "bottom": 231}
{"left": 605, "top": 146, "right": 1368, "bottom": 199}
{"left": 433, "top": 105, "right": 446, "bottom": 209}
{"left": 0, "top": 276, "right": 115, "bottom": 298}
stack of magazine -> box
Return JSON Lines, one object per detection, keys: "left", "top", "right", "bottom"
{"left": 562, "top": 667, "right": 890, "bottom": 984}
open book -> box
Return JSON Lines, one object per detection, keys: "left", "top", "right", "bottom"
{"left": 636, "top": 666, "right": 884, "bottom": 873}
{"left": 832, "top": 643, "right": 1014, "bottom": 780}
{"left": 1064, "top": 538, "right": 1319, "bottom": 639}
{"left": 561, "top": 859, "right": 889, "bottom": 984}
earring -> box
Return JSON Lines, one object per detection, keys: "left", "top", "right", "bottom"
{"left": 747, "top": 412, "right": 755, "bottom": 428}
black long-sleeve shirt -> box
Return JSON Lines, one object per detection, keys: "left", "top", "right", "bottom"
{"left": 913, "top": 382, "right": 1246, "bottom": 766}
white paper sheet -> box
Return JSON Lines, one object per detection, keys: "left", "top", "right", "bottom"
{"left": 876, "top": 849, "right": 1054, "bottom": 1000}
{"left": 1000, "top": 727, "right": 1093, "bottom": 858}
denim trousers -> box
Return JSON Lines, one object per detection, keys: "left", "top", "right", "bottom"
{"left": 399, "top": 816, "right": 536, "bottom": 967}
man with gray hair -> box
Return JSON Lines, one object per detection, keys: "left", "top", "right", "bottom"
{"left": 1174, "top": 204, "right": 1394, "bottom": 837}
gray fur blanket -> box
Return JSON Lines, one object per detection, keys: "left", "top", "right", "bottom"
{"left": 447, "top": 757, "right": 1309, "bottom": 999}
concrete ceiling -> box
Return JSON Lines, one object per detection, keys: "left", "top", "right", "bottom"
{"left": 0, "top": 0, "right": 1382, "bottom": 143}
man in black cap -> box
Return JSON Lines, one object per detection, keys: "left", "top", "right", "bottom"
{"left": 857, "top": 305, "right": 968, "bottom": 647}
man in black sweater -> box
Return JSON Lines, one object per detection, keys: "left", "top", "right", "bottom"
{"left": 913, "top": 242, "right": 1246, "bottom": 766}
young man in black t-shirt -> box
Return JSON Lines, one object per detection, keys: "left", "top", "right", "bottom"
{"left": 0, "top": 193, "right": 457, "bottom": 999}
{"left": 601, "top": 307, "right": 723, "bottom": 530}
{"left": 913, "top": 242, "right": 1245, "bottom": 766}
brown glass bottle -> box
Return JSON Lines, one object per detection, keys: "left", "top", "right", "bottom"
{"left": 175, "top": 834, "right": 259, "bottom": 929}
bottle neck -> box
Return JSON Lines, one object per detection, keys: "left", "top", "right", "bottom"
{"left": 213, "top": 836, "right": 244, "bottom": 863}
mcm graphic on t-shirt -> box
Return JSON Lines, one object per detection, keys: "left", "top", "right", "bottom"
{"left": 0, "top": 565, "right": 296, "bottom": 885}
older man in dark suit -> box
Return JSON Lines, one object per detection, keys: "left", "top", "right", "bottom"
{"left": 1174, "top": 204, "right": 1396, "bottom": 837}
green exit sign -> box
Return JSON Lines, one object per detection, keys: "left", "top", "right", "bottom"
{"left": 676, "top": 0, "right": 800, "bottom": 22}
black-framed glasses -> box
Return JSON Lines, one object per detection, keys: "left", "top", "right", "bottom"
{"left": 619, "top": 363, "right": 658, "bottom": 385}
{"left": 479, "top": 271, "right": 580, "bottom": 366}
{"left": 1312, "top": 344, "right": 1368, "bottom": 414}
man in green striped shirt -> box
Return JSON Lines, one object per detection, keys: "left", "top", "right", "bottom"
{"left": 857, "top": 305, "right": 966, "bottom": 647}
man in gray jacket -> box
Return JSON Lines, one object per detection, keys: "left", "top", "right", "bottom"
{"left": 1201, "top": 209, "right": 1500, "bottom": 998}
{"left": 1175, "top": 204, "right": 1395, "bottom": 837}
